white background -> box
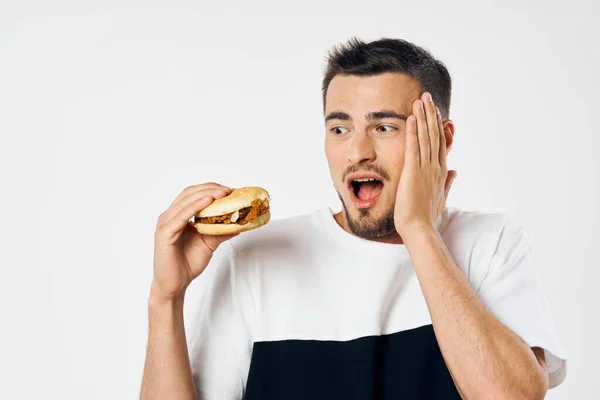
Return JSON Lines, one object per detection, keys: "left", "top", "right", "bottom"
{"left": 1, "top": 0, "right": 598, "bottom": 398}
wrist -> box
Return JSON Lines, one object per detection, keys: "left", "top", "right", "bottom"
{"left": 398, "top": 220, "right": 438, "bottom": 242}
{"left": 147, "top": 296, "right": 186, "bottom": 335}
{"left": 149, "top": 280, "right": 187, "bottom": 309}
{"left": 148, "top": 289, "right": 186, "bottom": 327}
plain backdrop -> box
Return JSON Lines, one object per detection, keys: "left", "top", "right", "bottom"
{"left": 1, "top": 0, "right": 598, "bottom": 398}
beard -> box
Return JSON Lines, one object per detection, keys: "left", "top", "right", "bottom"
{"left": 336, "top": 192, "right": 396, "bottom": 238}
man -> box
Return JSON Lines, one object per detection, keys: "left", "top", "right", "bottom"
{"left": 140, "top": 38, "right": 567, "bottom": 399}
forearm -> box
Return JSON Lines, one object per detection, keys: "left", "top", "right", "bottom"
{"left": 404, "top": 226, "right": 548, "bottom": 400}
{"left": 140, "top": 290, "right": 196, "bottom": 400}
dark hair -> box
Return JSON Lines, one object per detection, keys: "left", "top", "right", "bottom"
{"left": 322, "top": 37, "right": 452, "bottom": 119}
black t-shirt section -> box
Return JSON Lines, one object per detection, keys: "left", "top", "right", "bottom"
{"left": 244, "top": 324, "right": 460, "bottom": 400}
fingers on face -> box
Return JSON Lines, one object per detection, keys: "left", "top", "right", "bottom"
{"left": 421, "top": 93, "right": 440, "bottom": 165}
{"left": 436, "top": 107, "right": 447, "bottom": 169}
{"left": 405, "top": 115, "right": 420, "bottom": 167}
{"left": 413, "top": 99, "right": 430, "bottom": 165}
{"left": 412, "top": 93, "right": 447, "bottom": 170}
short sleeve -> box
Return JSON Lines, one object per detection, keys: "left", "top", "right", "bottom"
{"left": 476, "top": 218, "right": 568, "bottom": 388}
{"left": 184, "top": 241, "right": 256, "bottom": 400}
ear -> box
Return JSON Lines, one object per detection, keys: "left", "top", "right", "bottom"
{"left": 442, "top": 119, "right": 455, "bottom": 153}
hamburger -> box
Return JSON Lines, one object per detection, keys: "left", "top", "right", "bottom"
{"left": 192, "top": 186, "right": 271, "bottom": 235}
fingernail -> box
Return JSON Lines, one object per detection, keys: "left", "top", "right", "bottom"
{"left": 425, "top": 93, "right": 432, "bottom": 102}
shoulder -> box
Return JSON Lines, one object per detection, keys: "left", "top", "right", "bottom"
{"left": 443, "top": 207, "right": 528, "bottom": 246}
{"left": 441, "top": 207, "right": 530, "bottom": 284}
{"left": 225, "top": 208, "right": 326, "bottom": 260}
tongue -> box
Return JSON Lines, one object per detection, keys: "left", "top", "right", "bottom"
{"left": 357, "top": 181, "right": 383, "bottom": 200}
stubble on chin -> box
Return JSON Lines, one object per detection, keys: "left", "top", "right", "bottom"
{"left": 337, "top": 193, "right": 396, "bottom": 238}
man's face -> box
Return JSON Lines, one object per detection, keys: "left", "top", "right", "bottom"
{"left": 324, "top": 72, "right": 422, "bottom": 239}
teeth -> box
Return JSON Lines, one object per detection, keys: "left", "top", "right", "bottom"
{"left": 353, "top": 178, "right": 377, "bottom": 182}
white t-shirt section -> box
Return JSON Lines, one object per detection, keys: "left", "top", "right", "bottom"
{"left": 185, "top": 207, "right": 567, "bottom": 399}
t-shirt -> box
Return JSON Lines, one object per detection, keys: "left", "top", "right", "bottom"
{"left": 185, "top": 207, "right": 567, "bottom": 399}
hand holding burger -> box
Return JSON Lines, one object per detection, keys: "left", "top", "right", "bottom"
{"left": 151, "top": 184, "right": 270, "bottom": 302}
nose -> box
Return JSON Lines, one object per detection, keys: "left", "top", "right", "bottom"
{"left": 347, "top": 131, "right": 376, "bottom": 165}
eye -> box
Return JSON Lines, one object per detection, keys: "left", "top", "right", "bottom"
{"left": 376, "top": 125, "right": 396, "bottom": 133}
{"left": 331, "top": 126, "right": 349, "bottom": 135}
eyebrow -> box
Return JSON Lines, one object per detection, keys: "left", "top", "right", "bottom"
{"left": 325, "top": 110, "right": 408, "bottom": 123}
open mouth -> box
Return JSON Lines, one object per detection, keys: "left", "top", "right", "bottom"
{"left": 348, "top": 177, "right": 384, "bottom": 207}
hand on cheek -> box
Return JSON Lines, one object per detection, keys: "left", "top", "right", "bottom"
{"left": 394, "top": 92, "right": 458, "bottom": 238}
